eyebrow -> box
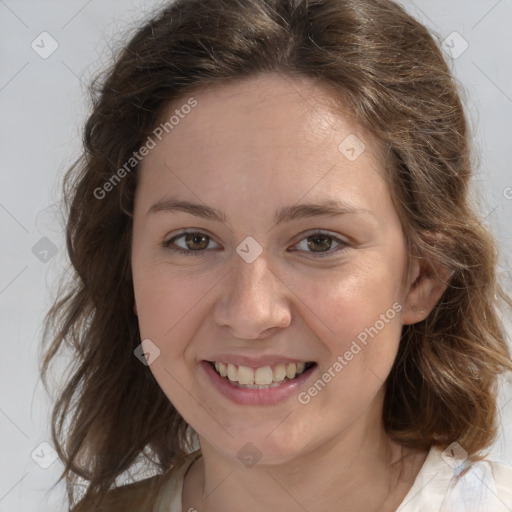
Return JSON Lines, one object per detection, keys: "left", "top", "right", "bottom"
{"left": 147, "top": 197, "right": 374, "bottom": 225}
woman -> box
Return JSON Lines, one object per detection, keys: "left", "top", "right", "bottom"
{"left": 42, "top": 0, "right": 512, "bottom": 510}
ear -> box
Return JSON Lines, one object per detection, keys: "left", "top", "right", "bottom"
{"left": 401, "top": 251, "right": 453, "bottom": 326}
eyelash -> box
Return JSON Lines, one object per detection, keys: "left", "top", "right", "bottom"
{"left": 161, "top": 230, "right": 350, "bottom": 258}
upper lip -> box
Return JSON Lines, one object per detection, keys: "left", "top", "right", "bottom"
{"left": 205, "top": 354, "right": 315, "bottom": 368}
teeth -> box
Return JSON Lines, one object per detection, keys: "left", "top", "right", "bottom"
{"left": 218, "top": 362, "right": 228, "bottom": 377}
{"left": 273, "top": 364, "right": 287, "bottom": 382}
{"left": 238, "top": 365, "right": 255, "bottom": 385}
{"left": 227, "top": 363, "right": 237, "bottom": 382}
{"left": 255, "top": 366, "right": 273, "bottom": 385}
{"left": 213, "top": 361, "right": 310, "bottom": 386}
{"left": 285, "top": 363, "right": 296, "bottom": 379}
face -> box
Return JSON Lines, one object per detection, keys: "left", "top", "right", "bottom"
{"left": 131, "top": 72, "right": 412, "bottom": 464}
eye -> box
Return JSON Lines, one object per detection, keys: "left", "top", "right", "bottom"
{"left": 162, "top": 231, "right": 220, "bottom": 256}
{"left": 291, "top": 231, "right": 349, "bottom": 258}
{"left": 161, "top": 230, "right": 349, "bottom": 258}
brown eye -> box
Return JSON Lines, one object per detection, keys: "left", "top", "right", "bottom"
{"left": 307, "top": 234, "right": 333, "bottom": 252}
{"left": 292, "top": 231, "right": 349, "bottom": 258}
{"left": 183, "top": 233, "right": 210, "bottom": 250}
{"left": 162, "top": 231, "right": 220, "bottom": 256}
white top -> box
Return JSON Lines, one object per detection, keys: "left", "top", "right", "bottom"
{"left": 154, "top": 447, "right": 512, "bottom": 511}
{"left": 397, "top": 447, "right": 512, "bottom": 511}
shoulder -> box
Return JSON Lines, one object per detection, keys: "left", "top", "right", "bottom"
{"left": 444, "top": 457, "right": 512, "bottom": 511}
{"left": 71, "top": 451, "right": 201, "bottom": 512}
{"left": 398, "top": 446, "right": 512, "bottom": 511}
{"left": 489, "top": 459, "right": 512, "bottom": 503}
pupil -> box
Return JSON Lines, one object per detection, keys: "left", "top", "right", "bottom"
{"left": 308, "top": 234, "right": 330, "bottom": 252}
{"left": 187, "top": 233, "right": 208, "bottom": 250}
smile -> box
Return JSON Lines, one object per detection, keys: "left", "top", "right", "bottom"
{"left": 201, "top": 359, "right": 317, "bottom": 405}
{"left": 209, "top": 361, "right": 315, "bottom": 388}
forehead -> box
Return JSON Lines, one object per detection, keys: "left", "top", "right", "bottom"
{"left": 137, "top": 72, "right": 390, "bottom": 212}
{"left": 157, "top": 72, "right": 384, "bottom": 159}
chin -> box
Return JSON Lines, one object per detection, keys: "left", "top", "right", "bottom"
{"left": 202, "top": 425, "right": 318, "bottom": 466}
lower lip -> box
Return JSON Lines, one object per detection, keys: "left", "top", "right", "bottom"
{"left": 201, "top": 361, "right": 316, "bottom": 406}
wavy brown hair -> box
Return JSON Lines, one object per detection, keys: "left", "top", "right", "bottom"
{"left": 41, "top": 0, "right": 512, "bottom": 509}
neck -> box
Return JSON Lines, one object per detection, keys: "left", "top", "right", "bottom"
{"left": 182, "top": 394, "right": 427, "bottom": 512}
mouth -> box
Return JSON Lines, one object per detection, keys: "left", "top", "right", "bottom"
{"left": 207, "top": 360, "right": 317, "bottom": 389}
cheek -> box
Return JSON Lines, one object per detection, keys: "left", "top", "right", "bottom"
{"left": 290, "top": 269, "right": 404, "bottom": 433}
{"left": 132, "top": 266, "right": 216, "bottom": 414}
{"left": 286, "top": 254, "right": 405, "bottom": 400}
{"left": 287, "top": 257, "right": 403, "bottom": 345}
{"left": 132, "top": 262, "right": 221, "bottom": 355}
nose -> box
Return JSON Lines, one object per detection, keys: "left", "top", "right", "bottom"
{"left": 212, "top": 250, "right": 292, "bottom": 340}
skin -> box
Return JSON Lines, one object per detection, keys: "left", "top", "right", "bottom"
{"left": 131, "top": 72, "right": 450, "bottom": 512}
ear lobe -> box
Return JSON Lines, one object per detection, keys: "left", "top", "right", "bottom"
{"left": 402, "top": 255, "right": 453, "bottom": 325}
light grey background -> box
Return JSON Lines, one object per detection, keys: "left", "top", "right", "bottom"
{"left": 1, "top": 1, "right": 511, "bottom": 510}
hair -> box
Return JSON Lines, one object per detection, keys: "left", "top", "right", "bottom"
{"left": 41, "top": 0, "right": 512, "bottom": 509}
